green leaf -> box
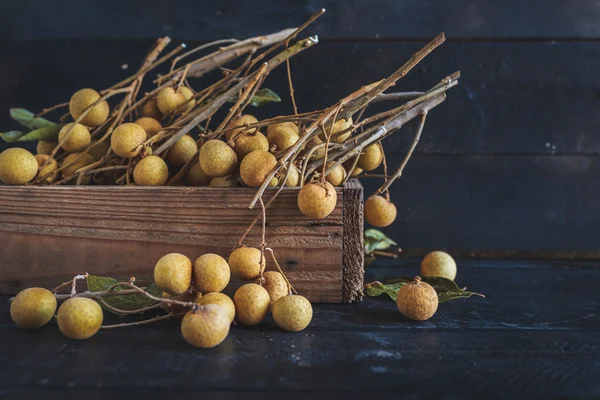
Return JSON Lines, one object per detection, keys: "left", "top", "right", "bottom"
{"left": 364, "top": 281, "right": 405, "bottom": 301}
{"left": 16, "top": 125, "right": 60, "bottom": 142}
{"left": 229, "top": 88, "right": 281, "bottom": 107}
{"left": 0, "top": 130, "right": 25, "bottom": 143}
{"left": 86, "top": 275, "right": 162, "bottom": 314}
{"left": 438, "top": 290, "right": 484, "bottom": 303}
{"left": 10, "top": 108, "right": 59, "bottom": 130}
{"left": 364, "top": 228, "right": 398, "bottom": 255}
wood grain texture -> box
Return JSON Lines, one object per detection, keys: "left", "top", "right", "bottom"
{"left": 342, "top": 179, "right": 364, "bottom": 302}
{"left": 0, "top": 182, "right": 364, "bottom": 302}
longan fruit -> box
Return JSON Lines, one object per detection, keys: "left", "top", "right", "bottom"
{"left": 365, "top": 195, "right": 397, "bottom": 228}
{"left": 111, "top": 123, "right": 147, "bottom": 158}
{"left": 319, "top": 117, "right": 353, "bottom": 143}
{"left": 306, "top": 136, "right": 326, "bottom": 160}
{"left": 58, "top": 123, "right": 91, "bottom": 153}
{"left": 199, "top": 140, "right": 237, "bottom": 178}
{"left": 0, "top": 148, "right": 39, "bottom": 185}
{"left": 297, "top": 181, "right": 337, "bottom": 219}
{"left": 154, "top": 253, "right": 193, "bottom": 295}
{"left": 57, "top": 297, "right": 104, "bottom": 340}
{"left": 61, "top": 152, "right": 95, "bottom": 184}
{"left": 140, "top": 98, "right": 162, "bottom": 120}
{"left": 134, "top": 117, "right": 163, "bottom": 138}
{"left": 133, "top": 155, "right": 168, "bottom": 186}
{"left": 350, "top": 166, "right": 363, "bottom": 177}
{"left": 272, "top": 295, "right": 313, "bottom": 332}
{"left": 282, "top": 163, "right": 300, "bottom": 187}
{"left": 396, "top": 276, "right": 438, "bottom": 321}
{"left": 358, "top": 143, "right": 383, "bottom": 171}
{"left": 156, "top": 86, "right": 194, "bottom": 115}
{"left": 186, "top": 162, "right": 211, "bottom": 186}
{"left": 195, "top": 292, "right": 235, "bottom": 324}
{"left": 233, "top": 283, "right": 270, "bottom": 326}
{"left": 167, "top": 134, "right": 198, "bottom": 167}
{"left": 240, "top": 150, "right": 277, "bottom": 188}
{"left": 10, "top": 287, "right": 57, "bottom": 329}
{"left": 421, "top": 251, "right": 457, "bottom": 281}
{"left": 35, "top": 154, "right": 58, "bottom": 184}
{"left": 69, "top": 88, "right": 110, "bottom": 127}
{"left": 36, "top": 140, "right": 57, "bottom": 155}
{"left": 193, "top": 254, "right": 231, "bottom": 293}
{"left": 233, "top": 131, "right": 269, "bottom": 159}
{"left": 324, "top": 162, "right": 346, "bottom": 187}
{"left": 87, "top": 140, "right": 111, "bottom": 161}
{"left": 267, "top": 124, "right": 299, "bottom": 152}
{"left": 209, "top": 175, "right": 236, "bottom": 187}
{"left": 181, "top": 304, "right": 230, "bottom": 348}
{"left": 226, "top": 114, "right": 258, "bottom": 140}
{"left": 228, "top": 247, "right": 266, "bottom": 280}
{"left": 342, "top": 157, "right": 362, "bottom": 177}
{"left": 261, "top": 271, "right": 288, "bottom": 307}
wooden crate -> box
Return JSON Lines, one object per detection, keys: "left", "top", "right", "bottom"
{"left": 0, "top": 180, "right": 364, "bottom": 303}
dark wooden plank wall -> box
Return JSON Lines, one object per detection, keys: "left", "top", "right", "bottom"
{"left": 0, "top": 0, "right": 597, "bottom": 258}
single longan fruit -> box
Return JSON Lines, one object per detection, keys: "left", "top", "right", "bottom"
{"left": 233, "top": 283, "right": 270, "bottom": 326}
{"left": 154, "top": 253, "right": 193, "bottom": 295}
{"left": 193, "top": 253, "right": 231, "bottom": 293}
{"left": 282, "top": 163, "right": 300, "bottom": 187}
{"left": 69, "top": 88, "right": 110, "bottom": 127}
{"left": 58, "top": 123, "right": 91, "bottom": 153}
{"left": 350, "top": 166, "right": 363, "bottom": 177}
{"left": 10, "top": 287, "right": 57, "bottom": 329}
{"left": 36, "top": 140, "right": 57, "bottom": 155}
{"left": 421, "top": 251, "right": 457, "bottom": 281}
{"left": 240, "top": 150, "right": 277, "bottom": 188}
{"left": 226, "top": 114, "right": 258, "bottom": 140}
{"left": 306, "top": 136, "right": 326, "bottom": 160}
{"left": 140, "top": 98, "right": 163, "bottom": 120}
{"left": 167, "top": 134, "right": 198, "bottom": 167}
{"left": 111, "top": 123, "right": 147, "bottom": 158}
{"left": 199, "top": 140, "right": 238, "bottom": 178}
{"left": 195, "top": 292, "right": 235, "bottom": 324}
{"left": 181, "top": 304, "right": 230, "bottom": 348}
{"left": 186, "top": 162, "right": 211, "bottom": 186}
{"left": 396, "top": 276, "right": 438, "bottom": 321}
{"left": 324, "top": 162, "right": 346, "bottom": 187}
{"left": 365, "top": 195, "right": 397, "bottom": 228}
{"left": 87, "top": 140, "right": 111, "bottom": 161}
{"left": 358, "top": 143, "right": 383, "bottom": 171}
{"left": 133, "top": 155, "right": 168, "bottom": 186}
{"left": 209, "top": 175, "right": 236, "bottom": 187}
{"left": 61, "top": 152, "right": 95, "bottom": 184}
{"left": 134, "top": 117, "right": 163, "bottom": 138}
{"left": 267, "top": 124, "right": 300, "bottom": 152}
{"left": 35, "top": 154, "right": 58, "bottom": 184}
{"left": 228, "top": 247, "right": 265, "bottom": 280}
{"left": 267, "top": 122, "right": 299, "bottom": 137}
{"left": 57, "top": 297, "right": 103, "bottom": 339}
{"left": 297, "top": 181, "right": 337, "bottom": 219}
{"left": 261, "top": 271, "right": 288, "bottom": 308}
{"left": 319, "top": 117, "right": 353, "bottom": 143}
{"left": 156, "top": 86, "right": 194, "bottom": 115}
{"left": 0, "top": 148, "right": 38, "bottom": 185}
{"left": 233, "top": 131, "right": 269, "bottom": 159}
{"left": 272, "top": 295, "right": 313, "bottom": 332}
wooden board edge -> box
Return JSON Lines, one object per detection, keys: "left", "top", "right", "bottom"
{"left": 342, "top": 179, "right": 364, "bottom": 303}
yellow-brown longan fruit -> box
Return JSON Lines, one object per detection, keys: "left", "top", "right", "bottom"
{"left": 297, "top": 181, "right": 337, "bottom": 219}
{"left": 186, "top": 162, "right": 211, "bottom": 186}
{"left": 154, "top": 253, "right": 193, "bottom": 295}
{"left": 319, "top": 117, "right": 353, "bottom": 143}
{"left": 233, "top": 131, "right": 269, "bottom": 159}
{"left": 140, "top": 98, "right": 163, "bottom": 120}
{"left": 272, "top": 295, "right": 313, "bottom": 332}
{"left": 87, "top": 140, "right": 111, "bottom": 161}
{"left": 365, "top": 195, "right": 397, "bottom": 228}
{"left": 261, "top": 271, "right": 288, "bottom": 308}
{"left": 226, "top": 114, "right": 258, "bottom": 140}
{"left": 133, "top": 155, "right": 168, "bottom": 186}
{"left": 10, "top": 287, "right": 57, "bottom": 329}
{"left": 396, "top": 276, "right": 439, "bottom": 321}
{"left": 342, "top": 157, "right": 363, "bottom": 177}
{"left": 0, "top": 148, "right": 39, "bottom": 185}
{"left": 209, "top": 175, "right": 236, "bottom": 187}
{"left": 233, "top": 283, "right": 270, "bottom": 326}
{"left": 195, "top": 292, "right": 235, "bottom": 324}
{"left": 240, "top": 150, "right": 277, "bottom": 188}
{"left": 35, "top": 154, "right": 58, "bottom": 184}
{"left": 167, "top": 134, "right": 198, "bottom": 167}
{"left": 228, "top": 247, "right": 265, "bottom": 281}
{"left": 36, "top": 140, "right": 57, "bottom": 155}
{"left": 266, "top": 121, "right": 299, "bottom": 137}
{"left": 134, "top": 117, "right": 163, "bottom": 138}
{"left": 193, "top": 254, "right": 231, "bottom": 293}
{"left": 199, "top": 140, "right": 238, "bottom": 178}
{"left": 358, "top": 143, "right": 383, "bottom": 171}
{"left": 306, "top": 136, "right": 326, "bottom": 160}
{"left": 181, "top": 304, "right": 230, "bottom": 348}
{"left": 156, "top": 87, "right": 194, "bottom": 115}
{"left": 61, "top": 152, "right": 95, "bottom": 184}
{"left": 69, "top": 88, "right": 110, "bottom": 127}
{"left": 282, "top": 163, "right": 300, "bottom": 187}
{"left": 58, "top": 123, "right": 91, "bottom": 153}
{"left": 111, "top": 123, "right": 147, "bottom": 158}
{"left": 57, "top": 297, "right": 104, "bottom": 340}
{"left": 324, "top": 162, "right": 346, "bottom": 187}
{"left": 267, "top": 124, "right": 300, "bottom": 152}
{"left": 421, "top": 251, "right": 457, "bottom": 281}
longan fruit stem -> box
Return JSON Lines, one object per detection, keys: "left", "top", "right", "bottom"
{"left": 265, "top": 248, "right": 297, "bottom": 295}
{"left": 101, "top": 312, "right": 184, "bottom": 329}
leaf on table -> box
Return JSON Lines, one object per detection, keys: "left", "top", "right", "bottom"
{"left": 0, "top": 130, "right": 25, "bottom": 143}
{"left": 86, "top": 275, "right": 162, "bottom": 314}
{"left": 229, "top": 88, "right": 281, "bottom": 107}
{"left": 16, "top": 125, "right": 61, "bottom": 142}
{"left": 10, "top": 108, "right": 59, "bottom": 130}
{"left": 364, "top": 229, "right": 398, "bottom": 255}
{"left": 438, "top": 290, "right": 485, "bottom": 303}
{"left": 364, "top": 281, "right": 405, "bottom": 301}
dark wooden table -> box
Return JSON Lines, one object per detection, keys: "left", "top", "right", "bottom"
{"left": 1, "top": 259, "right": 598, "bottom": 399}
